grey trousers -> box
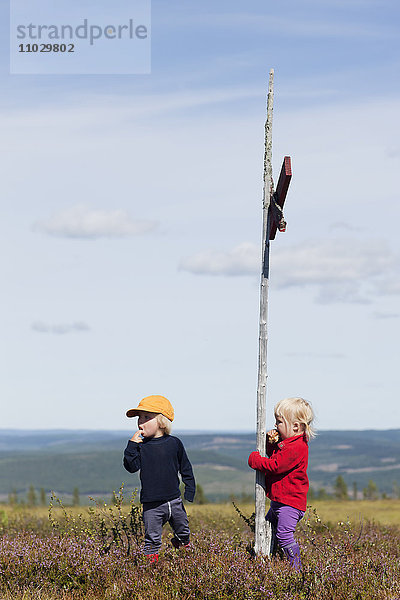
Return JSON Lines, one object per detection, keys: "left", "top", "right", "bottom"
{"left": 142, "top": 496, "right": 190, "bottom": 554}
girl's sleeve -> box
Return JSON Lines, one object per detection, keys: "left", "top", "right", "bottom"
{"left": 178, "top": 442, "right": 196, "bottom": 502}
{"left": 266, "top": 440, "right": 276, "bottom": 457}
{"left": 248, "top": 446, "right": 302, "bottom": 474}
{"left": 123, "top": 440, "right": 141, "bottom": 473}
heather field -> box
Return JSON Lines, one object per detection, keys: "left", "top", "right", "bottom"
{"left": 0, "top": 499, "right": 399, "bottom": 600}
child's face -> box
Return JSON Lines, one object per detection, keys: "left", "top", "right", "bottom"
{"left": 275, "top": 415, "right": 304, "bottom": 440}
{"left": 137, "top": 411, "right": 164, "bottom": 439}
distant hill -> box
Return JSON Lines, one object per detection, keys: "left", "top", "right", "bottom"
{"left": 0, "top": 429, "right": 399, "bottom": 503}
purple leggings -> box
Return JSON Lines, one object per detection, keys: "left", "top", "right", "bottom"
{"left": 266, "top": 501, "right": 304, "bottom": 548}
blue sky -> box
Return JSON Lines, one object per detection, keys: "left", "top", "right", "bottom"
{"left": 1, "top": 0, "right": 399, "bottom": 432}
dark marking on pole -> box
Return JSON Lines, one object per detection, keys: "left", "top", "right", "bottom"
{"left": 262, "top": 239, "right": 270, "bottom": 278}
{"left": 262, "top": 211, "right": 272, "bottom": 278}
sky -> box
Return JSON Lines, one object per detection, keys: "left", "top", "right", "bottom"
{"left": 1, "top": 0, "right": 399, "bottom": 432}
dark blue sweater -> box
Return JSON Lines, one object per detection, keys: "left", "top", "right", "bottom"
{"left": 123, "top": 435, "right": 196, "bottom": 504}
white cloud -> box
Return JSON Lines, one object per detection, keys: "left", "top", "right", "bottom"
{"left": 291, "top": 0, "right": 392, "bottom": 7}
{"left": 286, "top": 352, "right": 345, "bottom": 359}
{"left": 33, "top": 205, "right": 158, "bottom": 239}
{"left": 386, "top": 147, "right": 400, "bottom": 158}
{"left": 0, "top": 86, "right": 262, "bottom": 128}
{"left": 180, "top": 238, "right": 400, "bottom": 304}
{"left": 32, "top": 321, "right": 91, "bottom": 335}
{"left": 277, "top": 238, "right": 400, "bottom": 305}
{"left": 330, "top": 222, "right": 363, "bottom": 233}
{"left": 273, "top": 239, "right": 396, "bottom": 287}
{"left": 173, "top": 11, "right": 392, "bottom": 40}
{"left": 375, "top": 278, "right": 400, "bottom": 296}
{"left": 179, "top": 242, "right": 260, "bottom": 276}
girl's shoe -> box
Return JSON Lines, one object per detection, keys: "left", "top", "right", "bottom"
{"left": 283, "top": 543, "right": 301, "bottom": 570}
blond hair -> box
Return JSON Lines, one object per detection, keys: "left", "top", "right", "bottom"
{"left": 157, "top": 414, "right": 172, "bottom": 435}
{"left": 274, "top": 397, "right": 315, "bottom": 440}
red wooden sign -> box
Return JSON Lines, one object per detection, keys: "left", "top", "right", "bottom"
{"left": 269, "top": 156, "right": 292, "bottom": 240}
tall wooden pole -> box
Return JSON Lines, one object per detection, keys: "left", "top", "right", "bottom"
{"left": 254, "top": 69, "right": 274, "bottom": 557}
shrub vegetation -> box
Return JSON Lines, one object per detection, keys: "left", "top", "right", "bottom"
{"left": 0, "top": 493, "right": 398, "bottom": 599}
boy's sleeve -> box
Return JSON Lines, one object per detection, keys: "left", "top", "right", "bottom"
{"left": 123, "top": 440, "right": 141, "bottom": 473}
{"left": 178, "top": 441, "right": 196, "bottom": 502}
{"left": 248, "top": 445, "right": 302, "bottom": 475}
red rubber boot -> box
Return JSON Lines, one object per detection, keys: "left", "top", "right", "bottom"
{"left": 145, "top": 553, "right": 159, "bottom": 563}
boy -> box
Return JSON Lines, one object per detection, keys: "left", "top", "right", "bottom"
{"left": 123, "top": 394, "right": 196, "bottom": 562}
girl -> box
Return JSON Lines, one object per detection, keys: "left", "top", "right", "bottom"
{"left": 248, "top": 397, "right": 315, "bottom": 569}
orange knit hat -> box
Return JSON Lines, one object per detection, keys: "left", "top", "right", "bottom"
{"left": 126, "top": 395, "right": 174, "bottom": 422}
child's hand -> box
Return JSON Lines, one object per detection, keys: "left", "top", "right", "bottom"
{"left": 130, "top": 430, "right": 144, "bottom": 443}
{"left": 267, "top": 429, "right": 279, "bottom": 444}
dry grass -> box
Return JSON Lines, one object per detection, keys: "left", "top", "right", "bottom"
{"left": 309, "top": 499, "right": 400, "bottom": 526}
{"left": 2, "top": 498, "right": 400, "bottom": 526}
{"left": 187, "top": 499, "right": 400, "bottom": 527}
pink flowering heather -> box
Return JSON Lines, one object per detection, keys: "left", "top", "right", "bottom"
{"left": 0, "top": 506, "right": 398, "bottom": 599}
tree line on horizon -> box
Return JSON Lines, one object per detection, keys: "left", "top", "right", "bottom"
{"left": 4, "top": 478, "right": 400, "bottom": 507}
{"left": 309, "top": 476, "right": 400, "bottom": 501}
